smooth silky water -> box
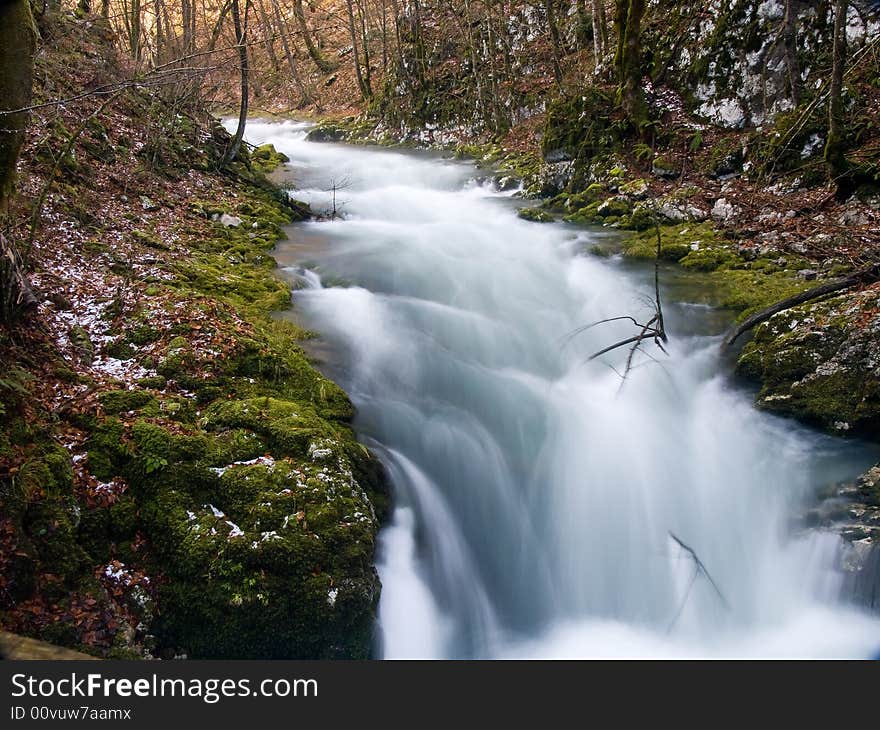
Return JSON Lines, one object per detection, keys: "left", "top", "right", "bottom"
{"left": 238, "top": 120, "right": 880, "bottom": 658}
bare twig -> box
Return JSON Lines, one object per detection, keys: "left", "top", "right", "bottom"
{"left": 669, "top": 531, "right": 729, "bottom": 612}
{"left": 580, "top": 203, "right": 669, "bottom": 383}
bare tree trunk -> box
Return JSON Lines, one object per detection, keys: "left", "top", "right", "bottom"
{"left": 356, "top": 0, "right": 373, "bottom": 95}
{"left": 546, "top": 0, "right": 564, "bottom": 88}
{"left": 130, "top": 0, "right": 142, "bottom": 60}
{"left": 591, "top": 0, "right": 607, "bottom": 72}
{"left": 0, "top": 0, "right": 37, "bottom": 324}
{"left": 208, "top": 0, "right": 233, "bottom": 52}
{"left": 152, "top": 0, "right": 164, "bottom": 64}
{"left": 345, "top": 0, "right": 371, "bottom": 99}
{"left": 223, "top": 0, "right": 250, "bottom": 166}
{"left": 783, "top": 0, "right": 801, "bottom": 105}
{"left": 271, "top": 0, "right": 311, "bottom": 105}
{"left": 825, "top": 0, "right": 849, "bottom": 193}
{"left": 182, "top": 0, "right": 194, "bottom": 56}
{"left": 294, "top": 0, "right": 335, "bottom": 73}
{"left": 0, "top": 0, "right": 36, "bottom": 213}
{"left": 615, "top": 0, "right": 647, "bottom": 128}
{"left": 255, "top": 0, "right": 280, "bottom": 74}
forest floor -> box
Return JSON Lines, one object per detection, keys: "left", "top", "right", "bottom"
{"left": 0, "top": 13, "right": 383, "bottom": 659}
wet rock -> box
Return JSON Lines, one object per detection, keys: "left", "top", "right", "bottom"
{"left": 737, "top": 288, "right": 880, "bottom": 438}
{"left": 517, "top": 206, "right": 554, "bottom": 223}
{"left": 803, "top": 464, "right": 880, "bottom": 613}
{"left": 597, "top": 196, "right": 633, "bottom": 218}
{"left": 535, "top": 160, "right": 573, "bottom": 196}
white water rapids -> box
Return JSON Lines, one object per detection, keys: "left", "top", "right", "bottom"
{"left": 239, "top": 120, "right": 880, "bottom": 658}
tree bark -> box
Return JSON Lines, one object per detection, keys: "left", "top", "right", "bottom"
{"left": 129, "top": 0, "right": 142, "bottom": 60}
{"left": 255, "top": 0, "right": 281, "bottom": 74}
{"left": 545, "top": 0, "right": 564, "bottom": 88}
{"left": 294, "top": 0, "right": 335, "bottom": 73}
{"left": 222, "top": 0, "right": 250, "bottom": 166}
{"left": 270, "top": 0, "right": 311, "bottom": 105}
{"left": 345, "top": 0, "right": 371, "bottom": 99}
{"left": 783, "top": 0, "right": 801, "bottom": 105}
{"left": 825, "top": 0, "right": 850, "bottom": 194}
{"left": 616, "top": 0, "right": 647, "bottom": 128}
{"left": 590, "top": 0, "right": 607, "bottom": 73}
{"left": 0, "top": 0, "right": 37, "bottom": 213}
{"left": 0, "top": 0, "right": 37, "bottom": 324}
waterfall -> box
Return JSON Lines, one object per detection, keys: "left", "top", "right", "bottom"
{"left": 240, "top": 120, "right": 880, "bottom": 658}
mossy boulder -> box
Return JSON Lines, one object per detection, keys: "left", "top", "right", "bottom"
{"left": 622, "top": 221, "right": 718, "bottom": 261}
{"left": 98, "top": 389, "right": 158, "bottom": 415}
{"left": 618, "top": 178, "right": 650, "bottom": 200}
{"left": 250, "top": 143, "right": 290, "bottom": 175}
{"left": 737, "top": 289, "right": 880, "bottom": 439}
{"left": 517, "top": 206, "right": 553, "bottom": 223}
{"left": 142, "top": 441, "right": 380, "bottom": 658}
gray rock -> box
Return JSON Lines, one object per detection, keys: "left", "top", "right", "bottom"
{"left": 140, "top": 195, "right": 159, "bottom": 212}
{"left": 711, "top": 197, "right": 739, "bottom": 223}
{"left": 839, "top": 205, "right": 869, "bottom": 227}
{"left": 219, "top": 213, "right": 243, "bottom": 228}
{"left": 797, "top": 269, "right": 818, "bottom": 281}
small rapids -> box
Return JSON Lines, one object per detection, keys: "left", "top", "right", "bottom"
{"left": 241, "top": 119, "right": 880, "bottom": 658}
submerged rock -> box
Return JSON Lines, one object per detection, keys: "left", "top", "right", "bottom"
{"left": 801, "top": 464, "right": 880, "bottom": 613}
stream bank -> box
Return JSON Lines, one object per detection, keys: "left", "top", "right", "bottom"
{"left": 0, "top": 35, "right": 388, "bottom": 658}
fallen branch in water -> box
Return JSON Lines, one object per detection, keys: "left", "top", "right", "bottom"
{"left": 667, "top": 531, "right": 729, "bottom": 632}
{"left": 721, "top": 263, "right": 880, "bottom": 349}
{"left": 579, "top": 208, "right": 669, "bottom": 383}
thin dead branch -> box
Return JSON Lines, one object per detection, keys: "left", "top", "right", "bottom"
{"left": 721, "top": 263, "right": 880, "bottom": 349}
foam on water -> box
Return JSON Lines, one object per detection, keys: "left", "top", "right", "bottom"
{"left": 240, "top": 119, "right": 880, "bottom": 658}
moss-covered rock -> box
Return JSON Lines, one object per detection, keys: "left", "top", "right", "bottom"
{"left": 250, "top": 143, "right": 289, "bottom": 175}
{"left": 737, "top": 288, "right": 880, "bottom": 439}
{"left": 517, "top": 206, "right": 554, "bottom": 223}
{"left": 98, "top": 389, "right": 158, "bottom": 415}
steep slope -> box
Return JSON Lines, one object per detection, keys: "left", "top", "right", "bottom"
{"left": 0, "top": 10, "right": 386, "bottom": 658}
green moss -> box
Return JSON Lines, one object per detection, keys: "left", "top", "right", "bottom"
{"left": 622, "top": 222, "right": 718, "bottom": 261}
{"left": 517, "top": 207, "right": 554, "bottom": 223}
{"left": 98, "top": 389, "right": 157, "bottom": 415}
{"left": 618, "top": 205, "right": 655, "bottom": 231}
{"left": 679, "top": 246, "right": 739, "bottom": 271}
{"left": 542, "top": 88, "right": 618, "bottom": 161}
{"left": 137, "top": 375, "right": 167, "bottom": 389}
{"left": 141, "top": 445, "right": 379, "bottom": 658}
{"left": 711, "top": 269, "right": 810, "bottom": 318}
{"left": 250, "top": 143, "right": 290, "bottom": 175}
{"left": 735, "top": 294, "right": 880, "bottom": 436}
{"left": 306, "top": 116, "right": 375, "bottom": 144}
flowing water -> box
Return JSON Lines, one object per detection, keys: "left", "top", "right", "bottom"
{"left": 239, "top": 120, "right": 880, "bottom": 658}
